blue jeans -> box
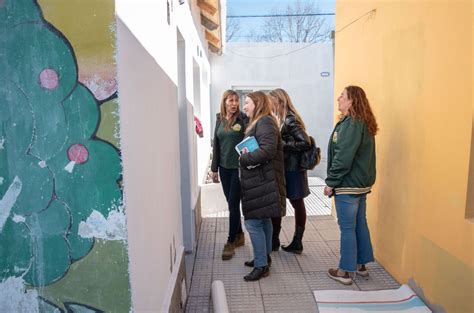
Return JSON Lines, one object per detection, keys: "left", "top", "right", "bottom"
{"left": 219, "top": 167, "right": 243, "bottom": 242}
{"left": 335, "top": 194, "right": 374, "bottom": 272}
{"left": 244, "top": 219, "right": 272, "bottom": 267}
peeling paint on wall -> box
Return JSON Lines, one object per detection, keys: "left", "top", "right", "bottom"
{"left": 0, "top": 278, "right": 40, "bottom": 313}
{"left": 0, "top": 176, "right": 22, "bottom": 232}
{"left": 78, "top": 209, "right": 127, "bottom": 241}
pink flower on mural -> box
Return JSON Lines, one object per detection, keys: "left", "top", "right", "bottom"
{"left": 67, "top": 144, "right": 89, "bottom": 164}
{"left": 39, "top": 68, "right": 59, "bottom": 90}
{"left": 64, "top": 144, "right": 89, "bottom": 173}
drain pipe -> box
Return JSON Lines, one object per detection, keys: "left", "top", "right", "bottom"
{"left": 211, "top": 280, "right": 229, "bottom": 313}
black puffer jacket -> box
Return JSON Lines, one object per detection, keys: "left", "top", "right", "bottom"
{"left": 239, "top": 115, "right": 286, "bottom": 220}
{"left": 281, "top": 112, "right": 311, "bottom": 171}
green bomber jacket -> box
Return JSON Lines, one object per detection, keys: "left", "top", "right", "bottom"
{"left": 325, "top": 115, "right": 376, "bottom": 195}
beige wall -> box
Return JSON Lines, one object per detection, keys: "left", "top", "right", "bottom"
{"left": 335, "top": 1, "right": 473, "bottom": 312}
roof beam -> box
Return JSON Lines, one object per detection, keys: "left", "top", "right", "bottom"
{"left": 205, "top": 30, "right": 220, "bottom": 48}
{"left": 197, "top": 0, "right": 217, "bottom": 16}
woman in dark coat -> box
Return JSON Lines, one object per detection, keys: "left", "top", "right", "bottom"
{"left": 239, "top": 91, "right": 286, "bottom": 281}
{"left": 269, "top": 88, "right": 311, "bottom": 254}
{"left": 211, "top": 90, "right": 247, "bottom": 260}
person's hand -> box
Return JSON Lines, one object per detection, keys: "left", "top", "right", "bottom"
{"left": 241, "top": 147, "right": 249, "bottom": 154}
{"left": 324, "top": 186, "right": 333, "bottom": 197}
{"left": 211, "top": 172, "right": 219, "bottom": 183}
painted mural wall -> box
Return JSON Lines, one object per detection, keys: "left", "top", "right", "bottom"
{"left": 0, "top": 0, "right": 131, "bottom": 312}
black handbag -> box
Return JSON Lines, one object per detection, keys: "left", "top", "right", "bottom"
{"left": 300, "top": 136, "right": 321, "bottom": 170}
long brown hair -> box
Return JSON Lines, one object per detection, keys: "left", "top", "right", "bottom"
{"left": 219, "top": 90, "right": 240, "bottom": 131}
{"left": 269, "top": 88, "right": 306, "bottom": 130}
{"left": 345, "top": 86, "right": 378, "bottom": 136}
{"left": 245, "top": 91, "right": 276, "bottom": 134}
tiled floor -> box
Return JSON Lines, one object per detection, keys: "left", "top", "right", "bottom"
{"left": 186, "top": 178, "right": 400, "bottom": 312}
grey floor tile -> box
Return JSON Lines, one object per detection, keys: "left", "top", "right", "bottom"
{"left": 185, "top": 252, "right": 197, "bottom": 291}
{"left": 193, "top": 204, "right": 402, "bottom": 312}
{"left": 262, "top": 293, "right": 318, "bottom": 313}
{"left": 297, "top": 240, "right": 335, "bottom": 256}
{"left": 215, "top": 231, "right": 229, "bottom": 244}
{"left": 269, "top": 252, "right": 301, "bottom": 273}
{"left": 227, "top": 294, "right": 265, "bottom": 313}
{"left": 196, "top": 243, "right": 216, "bottom": 259}
{"left": 354, "top": 265, "right": 400, "bottom": 291}
{"left": 281, "top": 216, "right": 295, "bottom": 229}
{"left": 193, "top": 258, "right": 214, "bottom": 275}
{"left": 260, "top": 272, "right": 311, "bottom": 295}
{"left": 199, "top": 230, "right": 216, "bottom": 245}
{"left": 186, "top": 296, "right": 212, "bottom": 313}
{"left": 304, "top": 271, "right": 360, "bottom": 291}
{"left": 212, "top": 257, "right": 250, "bottom": 276}
{"left": 310, "top": 219, "right": 339, "bottom": 231}
{"left": 309, "top": 215, "right": 335, "bottom": 221}
{"left": 201, "top": 218, "right": 217, "bottom": 232}
{"left": 301, "top": 229, "right": 325, "bottom": 242}
{"left": 295, "top": 242, "right": 339, "bottom": 272}
{"left": 317, "top": 228, "right": 340, "bottom": 241}
{"left": 215, "top": 217, "right": 229, "bottom": 232}
{"left": 212, "top": 274, "right": 261, "bottom": 296}
{"left": 233, "top": 245, "right": 253, "bottom": 259}
{"left": 189, "top": 274, "right": 213, "bottom": 297}
{"left": 214, "top": 239, "right": 252, "bottom": 259}
{"left": 325, "top": 240, "right": 340, "bottom": 256}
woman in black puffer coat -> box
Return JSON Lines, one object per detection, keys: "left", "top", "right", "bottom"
{"left": 269, "top": 88, "right": 311, "bottom": 254}
{"left": 239, "top": 91, "right": 286, "bottom": 281}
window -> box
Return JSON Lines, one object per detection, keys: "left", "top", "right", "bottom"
{"left": 233, "top": 86, "right": 278, "bottom": 110}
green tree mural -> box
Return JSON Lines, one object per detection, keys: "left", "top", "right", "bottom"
{"left": 0, "top": 0, "right": 122, "bottom": 289}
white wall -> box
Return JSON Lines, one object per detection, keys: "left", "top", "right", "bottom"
{"left": 118, "top": 18, "right": 182, "bottom": 311}
{"left": 210, "top": 42, "right": 334, "bottom": 178}
{"left": 116, "top": 0, "right": 214, "bottom": 310}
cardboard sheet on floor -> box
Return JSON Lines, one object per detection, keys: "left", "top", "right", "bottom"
{"left": 314, "top": 284, "right": 431, "bottom": 312}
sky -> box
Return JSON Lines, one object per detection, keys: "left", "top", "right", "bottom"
{"left": 226, "top": 0, "right": 336, "bottom": 42}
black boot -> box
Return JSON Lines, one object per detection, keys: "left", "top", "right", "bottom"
{"left": 244, "top": 255, "right": 272, "bottom": 268}
{"left": 243, "top": 266, "right": 270, "bottom": 281}
{"left": 272, "top": 224, "right": 281, "bottom": 251}
{"left": 282, "top": 226, "right": 304, "bottom": 254}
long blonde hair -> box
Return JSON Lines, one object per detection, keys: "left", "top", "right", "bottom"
{"left": 219, "top": 90, "right": 240, "bottom": 131}
{"left": 245, "top": 91, "right": 276, "bottom": 134}
{"left": 268, "top": 88, "right": 306, "bottom": 130}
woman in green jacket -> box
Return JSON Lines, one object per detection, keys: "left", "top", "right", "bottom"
{"left": 324, "top": 86, "right": 378, "bottom": 285}
{"left": 211, "top": 90, "right": 247, "bottom": 260}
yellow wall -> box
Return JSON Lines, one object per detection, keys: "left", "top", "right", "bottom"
{"left": 335, "top": 1, "right": 473, "bottom": 312}
{"left": 38, "top": 0, "right": 117, "bottom": 100}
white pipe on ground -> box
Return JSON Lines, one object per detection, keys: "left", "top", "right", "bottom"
{"left": 211, "top": 280, "right": 229, "bottom": 313}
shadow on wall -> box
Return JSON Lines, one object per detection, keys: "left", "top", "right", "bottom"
{"left": 465, "top": 115, "right": 474, "bottom": 220}
{"left": 374, "top": 111, "right": 413, "bottom": 269}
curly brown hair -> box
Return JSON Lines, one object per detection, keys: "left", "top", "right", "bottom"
{"left": 346, "top": 86, "right": 379, "bottom": 136}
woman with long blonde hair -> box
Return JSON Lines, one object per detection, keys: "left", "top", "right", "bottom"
{"left": 268, "top": 88, "right": 311, "bottom": 254}
{"left": 211, "top": 90, "right": 247, "bottom": 260}
{"left": 324, "top": 86, "right": 378, "bottom": 285}
{"left": 239, "top": 91, "right": 286, "bottom": 281}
